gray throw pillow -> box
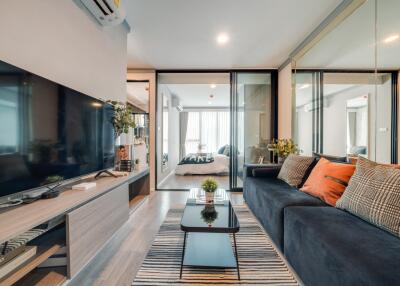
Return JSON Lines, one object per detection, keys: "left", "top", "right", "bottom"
{"left": 336, "top": 157, "right": 400, "bottom": 238}
{"left": 277, "top": 154, "right": 315, "bottom": 187}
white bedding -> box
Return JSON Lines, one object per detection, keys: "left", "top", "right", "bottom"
{"left": 175, "top": 154, "right": 229, "bottom": 175}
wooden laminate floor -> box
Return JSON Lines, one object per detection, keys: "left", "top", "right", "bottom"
{"left": 68, "top": 191, "right": 244, "bottom": 286}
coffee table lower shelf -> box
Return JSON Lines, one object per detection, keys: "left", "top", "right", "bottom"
{"left": 180, "top": 232, "right": 240, "bottom": 280}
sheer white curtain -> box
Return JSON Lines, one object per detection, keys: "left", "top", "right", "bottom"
{"left": 185, "top": 111, "right": 230, "bottom": 154}
{"left": 185, "top": 112, "right": 200, "bottom": 154}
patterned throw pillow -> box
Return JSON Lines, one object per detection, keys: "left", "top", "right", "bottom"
{"left": 336, "top": 157, "right": 400, "bottom": 238}
{"left": 277, "top": 154, "right": 315, "bottom": 187}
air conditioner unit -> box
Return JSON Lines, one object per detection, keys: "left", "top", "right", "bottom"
{"left": 171, "top": 95, "right": 183, "bottom": 112}
{"left": 80, "top": 0, "right": 126, "bottom": 27}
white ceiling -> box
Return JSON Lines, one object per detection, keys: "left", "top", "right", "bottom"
{"left": 298, "top": 0, "right": 400, "bottom": 69}
{"left": 124, "top": 0, "right": 341, "bottom": 69}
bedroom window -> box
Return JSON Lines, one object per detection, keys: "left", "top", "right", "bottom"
{"left": 185, "top": 111, "right": 230, "bottom": 155}
{"left": 185, "top": 112, "right": 200, "bottom": 154}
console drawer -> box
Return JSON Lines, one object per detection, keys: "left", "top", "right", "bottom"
{"left": 66, "top": 184, "right": 129, "bottom": 278}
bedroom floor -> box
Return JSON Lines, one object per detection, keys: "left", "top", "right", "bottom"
{"left": 158, "top": 173, "right": 235, "bottom": 190}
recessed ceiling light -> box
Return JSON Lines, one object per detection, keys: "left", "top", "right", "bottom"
{"left": 92, "top": 102, "right": 102, "bottom": 107}
{"left": 384, "top": 34, "right": 399, "bottom": 43}
{"left": 299, "top": 84, "right": 310, "bottom": 90}
{"left": 210, "top": 84, "right": 217, "bottom": 89}
{"left": 216, "top": 33, "right": 229, "bottom": 45}
{"left": 208, "top": 101, "right": 212, "bottom": 105}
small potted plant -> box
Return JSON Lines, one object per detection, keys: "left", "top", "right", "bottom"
{"left": 201, "top": 177, "right": 218, "bottom": 204}
{"left": 269, "top": 139, "right": 299, "bottom": 164}
{"left": 201, "top": 204, "right": 218, "bottom": 227}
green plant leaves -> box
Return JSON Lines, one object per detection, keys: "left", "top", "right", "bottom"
{"left": 107, "top": 100, "right": 137, "bottom": 137}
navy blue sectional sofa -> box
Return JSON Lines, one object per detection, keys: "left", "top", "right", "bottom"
{"left": 243, "top": 164, "right": 400, "bottom": 286}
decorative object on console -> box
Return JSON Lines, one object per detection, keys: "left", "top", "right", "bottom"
{"left": 201, "top": 177, "right": 218, "bottom": 204}
{"left": 134, "top": 159, "right": 140, "bottom": 170}
{"left": 277, "top": 154, "right": 315, "bottom": 187}
{"left": 301, "top": 158, "right": 356, "bottom": 206}
{"left": 107, "top": 101, "right": 136, "bottom": 172}
{"left": 269, "top": 139, "right": 299, "bottom": 164}
{"left": 336, "top": 157, "right": 400, "bottom": 238}
{"left": 119, "top": 160, "right": 132, "bottom": 172}
{"left": 72, "top": 182, "right": 97, "bottom": 191}
{"left": 107, "top": 101, "right": 136, "bottom": 138}
{"left": 201, "top": 204, "right": 218, "bottom": 227}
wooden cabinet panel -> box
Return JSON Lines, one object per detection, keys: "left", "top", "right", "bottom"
{"left": 66, "top": 184, "right": 129, "bottom": 278}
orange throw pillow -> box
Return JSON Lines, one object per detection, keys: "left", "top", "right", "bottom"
{"left": 301, "top": 158, "right": 356, "bottom": 206}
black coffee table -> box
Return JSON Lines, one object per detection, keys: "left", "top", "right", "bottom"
{"left": 180, "top": 192, "right": 240, "bottom": 280}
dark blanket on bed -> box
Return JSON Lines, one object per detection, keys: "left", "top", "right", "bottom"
{"left": 178, "top": 153, "right": 214, "bottom": 165}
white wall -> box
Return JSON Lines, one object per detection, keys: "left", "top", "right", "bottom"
{"left": 0, "top": 0, "right": 128, "bottom": 102}
{"left": 278, "top": 63, "right": 293, "bottom": 138}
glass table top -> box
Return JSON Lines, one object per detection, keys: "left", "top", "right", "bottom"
{"left": 180, "top": 201, "right": 240, "bottom": 233}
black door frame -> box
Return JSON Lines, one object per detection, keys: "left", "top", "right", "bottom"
{"left": 154, "top": 69, "right": 278, "bottom": 191}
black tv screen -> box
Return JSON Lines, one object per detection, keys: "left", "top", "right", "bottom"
{"left": 0, "top": 60, "right": 115, "bottom": 199}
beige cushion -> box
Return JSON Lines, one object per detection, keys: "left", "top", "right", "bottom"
{"left": 277, "top": 154, "right": 315, "bottom": 187}
{"left": 336, "top": 157, "right": 400, "bottom": 238}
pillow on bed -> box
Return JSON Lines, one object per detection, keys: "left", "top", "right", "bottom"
{"left": 223, "top": 146, "right": 230, "bottom": 157}
{"left": 178, "top": 154, "right": 214, "bottom": 165}
{"left": 217, "top": 145, "right": 227, "bottom": 155}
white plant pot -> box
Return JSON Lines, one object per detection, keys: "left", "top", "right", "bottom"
{"left": 205, "top": 192, "right": 214, "bottom": 204}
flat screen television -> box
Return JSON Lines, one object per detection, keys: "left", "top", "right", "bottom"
{"left": 0, "top": 60, "right": 115, "bottom": 201}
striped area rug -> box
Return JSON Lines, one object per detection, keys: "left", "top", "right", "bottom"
{"left": 133, "top": 206, "right": 299, "bottom": 285}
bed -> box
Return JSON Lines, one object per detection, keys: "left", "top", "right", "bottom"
{"left": 175, "top": 153, "right": 229, "bottom": 175}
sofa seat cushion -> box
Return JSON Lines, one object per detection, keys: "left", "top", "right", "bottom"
{"left": 284, "top": 206, "right": 400, "bottom": 286}
{"left": 243, "top": 177, "right": 326, "bottom": 250}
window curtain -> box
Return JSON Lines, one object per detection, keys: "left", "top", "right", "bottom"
{"left": 184, "top": 111, "right": 230, "bottom": 154}
{"left": 179, "top": 112, "right": 189, "bottom": 159}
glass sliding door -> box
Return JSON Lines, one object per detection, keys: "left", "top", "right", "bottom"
{"left": 294, "top": 71, "right": 323, "bottom": 155}
{"left": 156, "top": 72, "right": 231, "bottom": 190}
{"left": 230, "top": 72, "right": 276, "bottom": 191}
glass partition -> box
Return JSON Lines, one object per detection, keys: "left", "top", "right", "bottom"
{"left": 231, "top": 72, "right": 274, "bottom": 190}
{"left": 293, "top": 0, "right": 398, "bottom": 164}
